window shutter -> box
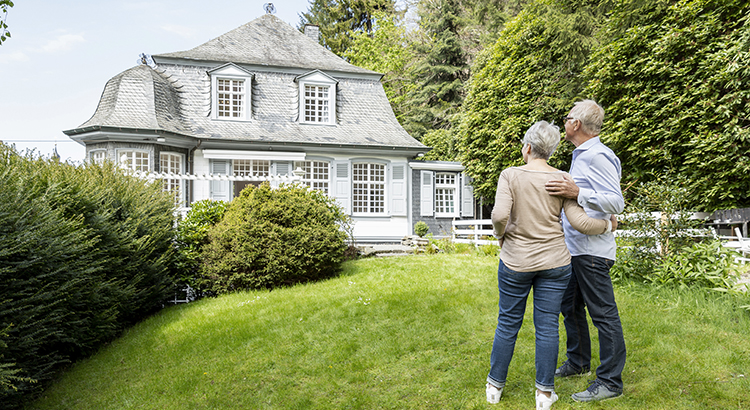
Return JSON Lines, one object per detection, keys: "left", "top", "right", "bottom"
{"left": 420, "top": 170, "right": 434, "bottom": 217}
{"left": 332, "top": 161, "right": 351, "bottom": 214}
{"left": 210, "top": 160, "right": 231, "bottom": 202}
{"left": 460, "top": 173, "right": 474, "bottom": 217}
{"left": 390, "top": 163, "right": 407, "bottom": 216}
{"left": 273, "top": 161, "right": 291, "bottom": 188}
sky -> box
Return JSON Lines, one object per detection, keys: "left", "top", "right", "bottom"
{"left": 0, "top": 0, "right": 314, "bottom": 163}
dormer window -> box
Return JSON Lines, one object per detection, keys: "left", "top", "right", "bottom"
{"left": 208, "top": 63, "right": 254, "bottom": 121}
{"left": 296, "top": 70, "right": 337, "bottom": 125}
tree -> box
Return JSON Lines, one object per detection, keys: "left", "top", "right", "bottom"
{"left": 585, "top": 0, "right": 750, "bottom": 211}
{"left": 457, "top": 0, "right": 601, "bottom": 201}
{"left": 344, "top": 11, "right": 417, "bottom": 124}
{"left": 0, "top": 0, "right": 13, "bottom": 45}
{"left": 299, "top": 0, "right": 397, "bottom": 57}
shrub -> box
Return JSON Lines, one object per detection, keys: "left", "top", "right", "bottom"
{"left": 198, "top": 183, "right": 351, "bottom": 293}
{"left": 414, "top": 221, "right": 429, "bottom": 237}
{"left": 173, "top": 200, "right": 228, "bottom": 290}
{"left": 0, "top": 144, "right": 177, "bottom": 407}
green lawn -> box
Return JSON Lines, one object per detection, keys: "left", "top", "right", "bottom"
{"left": 28, "top": 254, "right": 750, "bottom": 409}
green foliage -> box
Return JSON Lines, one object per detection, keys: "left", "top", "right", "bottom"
{"left": 611, "top": 178, "right": 742, "bottom": 291}
{"left": 0, "top": 325, "right": 36, "bottom": 392}
{"left": 457, "top": 0, "right": 601, "bottom": 201}
{"left": 299, "top": 0, "right": 397, "bottom": 56}
{"left": 344, "top": 11, "right": 417, "bottom": 124}
{"left": 198, "top": 183, "right": 350, "bottom": 293}
{"left": 0, "top": 143, "right": 177, "bottom": 407}
{"left": 414, "top": 221, "right": 429, "bottom": 237}
{"left": 586, "top": 0, "right": 750, "bottom": 210}
{"left": 173, "top": 200, "right": 228, "bottom": 289}
{"left": 0, "top": 0, "right": 13, "bottom": 45}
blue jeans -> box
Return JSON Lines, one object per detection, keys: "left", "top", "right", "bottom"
{"left": 560, "top": 255, "right": 626, "bottom": 392}
{"left": 487, "top": 260, "right": 571, "bottom": 392}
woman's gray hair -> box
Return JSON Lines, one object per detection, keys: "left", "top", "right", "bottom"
{"left": 569, "top": 99, "right": 605, "bottom": 136}
{"left": 522, "top": 120, "right": 561, "bottom": 160}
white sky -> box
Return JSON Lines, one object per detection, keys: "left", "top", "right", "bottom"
{"left": 0, "top": 0, "right": 313, "bottom": 162}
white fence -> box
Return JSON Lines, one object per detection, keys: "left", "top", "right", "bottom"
{"left": 451, "top": 219, "right": 497, "bottom": 246}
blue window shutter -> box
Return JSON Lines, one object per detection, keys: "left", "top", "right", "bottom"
{"left": 460, "top": 173, "right": 474, "bottom": 217}
{"left": 390, "top": 163, "right": 407, "bottom": 216}
{"left": 332, "top": 160, "right": 351, "bottom": 214}
{"left": 210, "top": 160, "right": 231, "bottom": 202}
{"left": 420, "top": 170, "right": 434, "bottom": 217}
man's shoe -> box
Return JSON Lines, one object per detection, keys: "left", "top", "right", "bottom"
{"left": 571, "top": 379, "right": 622, "bottom": 402}
{"left": 486, "top": 383, "right": 502, "bottom": 404}
{"left": 554, "top": 361, "right": 591, "bottom": 378}
{"left": 536, "top": 390, "right": 558, "bottom": 410}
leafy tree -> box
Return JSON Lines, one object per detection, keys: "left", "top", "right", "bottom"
{"left": 457, "top": 0, "right": 601, "bottom": 201}
{"left": 345, "top": 11, "right": 417, "bottom": 124}
{"left": 0, "top": 0, "right": 12, "bottom": 45}
{"left": 299, "top": 0, "right": 397, "bottom": 56}
{"left": 585, "top": 0, "right": 750, "bottom": 211}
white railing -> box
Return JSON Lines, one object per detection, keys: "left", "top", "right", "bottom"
{"left": 452, "top": 219, "right": 497, "bottom": 245}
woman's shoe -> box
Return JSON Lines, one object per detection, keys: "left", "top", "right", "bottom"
{"left": 536, "top": 390, "right": 558, "bottom": 410}
{"left": 486, "top": 383, "right": 502, "bottom": 404}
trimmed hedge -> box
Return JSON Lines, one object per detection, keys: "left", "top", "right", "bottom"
{"left": 0, "top": 144, "right": 176, "bottom": 407}
{"left": 198, "top": 182, "right": 350, "bottom": 293}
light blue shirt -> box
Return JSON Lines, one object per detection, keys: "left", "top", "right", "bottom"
{"left": 561, "top": 137, "right": 625, "bottom": 260}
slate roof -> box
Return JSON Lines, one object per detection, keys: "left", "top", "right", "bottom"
{"left": 155, "top": 14, "right": 377, "bottom": 76}
{"left": 66, "top": 14, "right": 425, "bottom": 151}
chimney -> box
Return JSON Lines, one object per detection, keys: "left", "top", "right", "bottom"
{"left": 304, "top": 24, "right": 320, "bottom": 43}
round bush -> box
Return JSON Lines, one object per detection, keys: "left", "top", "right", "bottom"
{"left": 198, "top": 183, "right": 350, "bottom": 293}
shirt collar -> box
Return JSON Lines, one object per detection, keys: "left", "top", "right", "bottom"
{"left": 573, "top": 136, "right": 601, "bottom": 152}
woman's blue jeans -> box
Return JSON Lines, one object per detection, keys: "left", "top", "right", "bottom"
{"left": 487, "top": 259, "right": 571, "bottom": 392}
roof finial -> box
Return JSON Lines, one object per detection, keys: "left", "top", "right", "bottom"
{"left": 263, "top": 3, "right": 276, "bottom": 14}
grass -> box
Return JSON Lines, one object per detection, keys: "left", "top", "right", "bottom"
{"left": 27, "top": 254, "right": 750, "bottom": 409}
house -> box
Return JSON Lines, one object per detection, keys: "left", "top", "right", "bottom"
{"left": 64, "top": 13, "right": 476, "bottom": 242}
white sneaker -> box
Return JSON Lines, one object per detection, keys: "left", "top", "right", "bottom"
{"left": 486, "top": 383, "right": 502, "bottom": 404}
{"left": 536, "top": 390, "right": 558, "bottom": 410}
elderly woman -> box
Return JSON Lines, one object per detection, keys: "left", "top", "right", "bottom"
{"left": 485, "top": 121, "right": 616, "bottom": 410}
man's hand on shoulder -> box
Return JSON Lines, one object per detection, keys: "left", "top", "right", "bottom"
{"left": 545, "top": 174, "right": 580, "bottom": 199}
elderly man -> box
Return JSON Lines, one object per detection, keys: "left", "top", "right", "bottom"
{"left": 545, "top": 100, "right": 626, "bottom": 402}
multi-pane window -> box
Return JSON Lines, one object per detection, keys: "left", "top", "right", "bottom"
{"left": 217, "top": 79, "right": 244, "bottom": 118}
{"left": 435, "top": 173, "right": 457, "bottom": 216}
{"left": 160, "top": 153, "right": 183, "bottom": 206}
{"left": 294, "top": 160, "right": 330, "bottom": 193}
{"left": 119, "top": 151, "right": 149, "bottom": 172}
{"left": 233, "top": 159, "right": 270, "bottom": 177}
{"left": 90, "top": 150, "right": 106, "bottom": 164}
{"left": 352, "top": 163, "right": 385, "bottom": 214}
{"left": 304, "top": 85, "right": 330, "bottom": 123}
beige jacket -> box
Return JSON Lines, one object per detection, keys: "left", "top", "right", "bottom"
{"left": 491, "top": 167, "right": 609, "bottom": 272}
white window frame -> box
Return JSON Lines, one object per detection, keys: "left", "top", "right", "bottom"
{"left": 118, "top": 150, "right": 150, "bottom": 172}
{"left": 294, "top": 160, "right": 330, "bottom": 194}
{"left": 209, "top": 63, "right": 253, "bottom": 121}
{"left": 160, "top": 152, "right": 185, "bottom": 207}
{"left": 233, "top": 159, "right": 270, "bottom": 177}
{"left": 296, "top": 70, "right": 337, "bottom": 125}
{"left": 89, "top": 149, "right": 106, "bottom": 164}
{"left": 434, "top": 172, "right": 459, "bottom": 218}
{"left": 352, "top": 162, "right": 386, "bottom": 216}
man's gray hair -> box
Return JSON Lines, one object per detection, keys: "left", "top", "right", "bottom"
{"left": 522, "top": 120, "right": 561, "bottom": 160}
{"left": 570, "top": 99, "right": 605, "bottom": 136}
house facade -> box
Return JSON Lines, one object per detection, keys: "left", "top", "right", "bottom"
{"left": 64, "top": 14, "right": 476, "bottom": 242}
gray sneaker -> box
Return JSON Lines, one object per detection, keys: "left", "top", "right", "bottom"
{"left": 554, "top": 361, "right": 591, "bottom": 378}
{"left": 571, "top": 379, "right": 622, "bottom": 402}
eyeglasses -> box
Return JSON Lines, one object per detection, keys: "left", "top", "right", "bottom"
{"left": 562, "top": 116, "right": 577, "bottom": 124}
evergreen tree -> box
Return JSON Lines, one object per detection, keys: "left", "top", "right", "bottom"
{"left": 299, "top": 0, "right": 397, "bottom": 57}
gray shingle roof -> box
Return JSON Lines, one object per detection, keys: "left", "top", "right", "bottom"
{"left": 77, "top": 65, "right": 191, "bottom": 134}
{"left": 67, "top": 14, "right": 425, "bottom": 151}
{"left": 154, "top": 14, "right": 377, "bottom": 75}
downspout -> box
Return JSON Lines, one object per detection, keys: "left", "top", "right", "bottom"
{"left": 187, "top": 139, "right": 201, "bottom": 207}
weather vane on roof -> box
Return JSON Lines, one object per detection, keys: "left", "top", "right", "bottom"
{"left": 264, "top": 3, "right": 276, "bottom": 14}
